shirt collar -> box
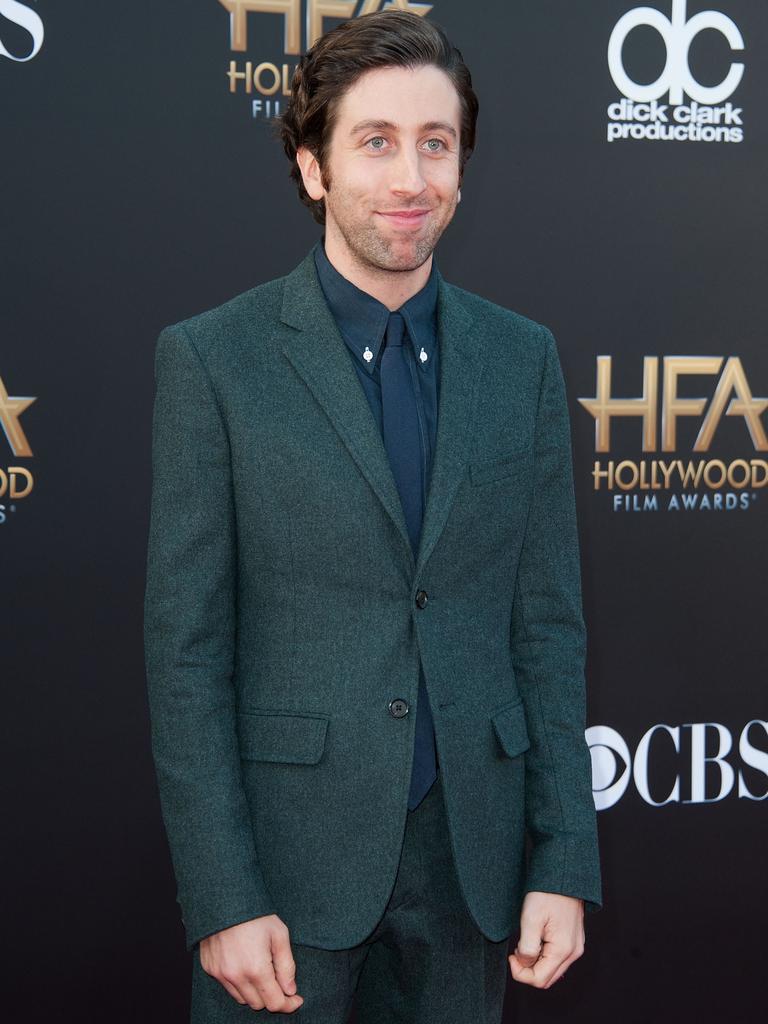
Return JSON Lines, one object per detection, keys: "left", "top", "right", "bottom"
{"left": 313, "top": 233, "right": 438, "bottom": 375}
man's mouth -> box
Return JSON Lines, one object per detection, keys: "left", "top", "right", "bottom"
{"left": 376, "top": 209, "right": 430, "bottom": 229}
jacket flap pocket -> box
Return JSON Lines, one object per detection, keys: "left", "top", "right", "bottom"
{"left": 237, "top": 709, "right": 329, "bottom": 764}
{"left": 491, "top": 698, "right": 530, "bottom": 758}
{"left": 469, "top": 448, "right": 532, "bottom": 486}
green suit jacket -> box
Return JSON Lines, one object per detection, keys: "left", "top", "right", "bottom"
{"left": 143, "top": 242, "right": 602, "bottom": 954}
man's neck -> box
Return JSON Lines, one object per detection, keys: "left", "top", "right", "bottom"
{"left": 322, "top": 225, "right": 433, "bottom": 312}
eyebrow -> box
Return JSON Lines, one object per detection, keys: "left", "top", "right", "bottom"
{"left": 349, "top": 119, "right": 458, "bottom": 140}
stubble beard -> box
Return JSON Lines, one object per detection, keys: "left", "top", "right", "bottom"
{"left": 322, "top": 168, "right": 457, "bottom": 276}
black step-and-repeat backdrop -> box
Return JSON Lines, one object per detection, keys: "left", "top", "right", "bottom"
{"left": 3, "top": 2, "right": 766, "bottom": 1021}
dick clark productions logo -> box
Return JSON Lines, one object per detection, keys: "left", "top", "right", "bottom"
{"left": 606, "top": 0, "right": 745, "bottom": 143}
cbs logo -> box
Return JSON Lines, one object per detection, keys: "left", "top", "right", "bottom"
{"left": 608, "top": 0, "right": 744, "bottom": 105}
{"left": 587, "top": 722, "right": 768, "bottom": 810}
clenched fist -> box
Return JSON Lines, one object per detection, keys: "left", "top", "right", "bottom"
{"left": 199, "top": 915, "right": 305, "bottom": 1013}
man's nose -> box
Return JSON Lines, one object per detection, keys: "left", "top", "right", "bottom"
{"left": 388, "top": 145, "right": 428, "bottom": 195}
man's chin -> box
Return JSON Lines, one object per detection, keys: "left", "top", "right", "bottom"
{"left": 369, "top": 235, "right": 437, "bottom": 273}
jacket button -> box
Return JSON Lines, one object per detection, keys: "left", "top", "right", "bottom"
{"left": 415, "top": 589, "right": 428, "bottom": 609}
{"left": 389, "top": 698, "right": 409, "bottom": 719}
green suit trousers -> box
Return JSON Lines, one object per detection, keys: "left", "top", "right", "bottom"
{"left": 190, "top": 772, "right": 510, "bottom": 1023}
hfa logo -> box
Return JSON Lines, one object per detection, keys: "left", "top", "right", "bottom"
{"left": 0, "top": 0, "right": 44, "bottom": 62}
{"left": 605, "top": 0, "right": 745, "bottom": 143}
{"left": 218, "top": 1, "right": 433, "bottom": 120}
{"left": 0, "top": 373, "right": 36, "bottom": 524}
{"left": 577, "top": 356, "right": 768, "bottom": 513}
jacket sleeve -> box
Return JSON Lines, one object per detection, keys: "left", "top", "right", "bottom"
{"left": 143, "top": 323, "right": 276, "bottom": 951}
{"left": 510, "top": 325, "right": 602, "bottom": 913}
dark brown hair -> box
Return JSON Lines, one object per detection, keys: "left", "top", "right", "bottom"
{"left": 275, "top": 10, "right": 479, "bottom": 225}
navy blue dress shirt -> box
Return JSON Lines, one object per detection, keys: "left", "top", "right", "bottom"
{"left": 313, "top": 235, "right": 440, "bottom": 518}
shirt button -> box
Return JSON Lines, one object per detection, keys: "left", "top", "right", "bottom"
{"left": 415, "top": 589, "right": 428, "bottom": 609}
{"left": 389, "top": 698, "right": 410, "bottom": 719}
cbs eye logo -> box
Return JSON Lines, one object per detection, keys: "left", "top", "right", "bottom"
{"left": 608, "top": 0, "right": 744, "bottom": 105}
{"left": 588, "top": 726, "right": 632, "bottom": 810}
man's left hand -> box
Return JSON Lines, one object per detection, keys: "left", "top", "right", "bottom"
{"left": 508, "top": 891, "right": 585, "bottom": 989}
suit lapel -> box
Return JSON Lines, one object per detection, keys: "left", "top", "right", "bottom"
{"left": 415, "top": 269, "right": 480, "bottom": 577}
{"left": 279, "top": 245, "right": 483, "bottom": 578}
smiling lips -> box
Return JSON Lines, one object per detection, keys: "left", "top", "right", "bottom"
{"left": 377, "top": 209, "right": 430, "bottom": 229}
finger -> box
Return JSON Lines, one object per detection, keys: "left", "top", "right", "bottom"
{"left": 212, "top": 966, "right": 262, "bottom": 1008}
{"left": 544, "top": 949, "right": 580, "bottom": 989}
{"left": 508, "top": 950, "right": 538, "bottom": 973}
{"left": 271, "top": 929, "right": 299, "bottom": 996}
{"left": 218, "top": 978, "right": 249, "bottom": 1005}
{"left": 509, "top": 943, "right": 570, "bottom": 988}
{"left": 515, "top": 911, "right": 547, "bottom": 967}
{"left": 511, "top": 936, "right": 542, "bottom": 967}
{"left": 528, "top": 943, "right": 572, "bottom": 988}
{"left": 240, "top": 972, "right": 304, "bottom": 1014}
{"left": 545, "top": 936, "right": 585, "bottom": 989}
{"left": 199, "top": 950, "right": 249, "bottom": 1006}
{"left": 509, "top": 949, "right": 544, "bottom": 985}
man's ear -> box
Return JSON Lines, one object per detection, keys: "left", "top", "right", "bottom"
{"left": 296, "top": 146, "right": 325, "bottom": 202}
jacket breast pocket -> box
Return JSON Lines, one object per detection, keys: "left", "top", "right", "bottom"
{"left": 469, "top": 446, "right": 532, "bottom": 487}
{"left": 490, "top": 697, "right": 531, "bottom": 759}
{"left": 236, "top": 708, "right": 329, "bottom": 765}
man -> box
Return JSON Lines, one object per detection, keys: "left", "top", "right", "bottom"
{"left": 144, "top": 10, "right": 601, "bottom": 1023}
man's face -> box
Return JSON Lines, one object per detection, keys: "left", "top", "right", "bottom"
{"left": 308, "top": 64, "right": 462, "bottom": 273}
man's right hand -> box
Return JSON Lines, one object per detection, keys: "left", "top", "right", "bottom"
{"left": 199, "top": 914, "right": 305, "bottom": 1013}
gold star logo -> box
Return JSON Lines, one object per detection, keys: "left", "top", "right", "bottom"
{"left": 0, "top": 375, "right": 37, "bottom": 457}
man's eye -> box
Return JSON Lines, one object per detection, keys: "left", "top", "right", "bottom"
{"left": 364, "top": 137, "right": 447, "bottom": 152}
